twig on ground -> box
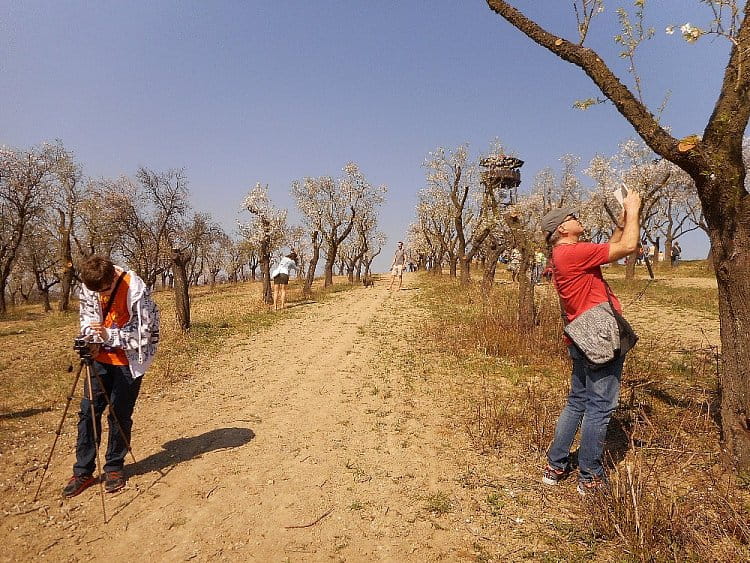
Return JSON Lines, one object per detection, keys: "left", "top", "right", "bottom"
{"left": 284, "top": 507, "right": 334, "bottom": 529}
{"left": 40, "top": 539, "right": 60, "bottom": 553}
{"left": 8, "top": 505, "right": 47, "bottom": 517}
{"left": 641, "top": 447, "right": 713, "bottom": 455}
{"left": 465, "top": 524, "right": 493, "bottom": 542}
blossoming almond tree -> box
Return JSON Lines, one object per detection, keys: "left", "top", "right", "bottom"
{"left": 485, "top": 0, "right": 750, "bottom": 472}
{"left": 292, "top": 162, "right": 385, "bottom": 288}
{"left": 0, "top": 143, "right": 59, "bottom": 315}
{"left": 240, "top": 183, "right": 287, "bottom": 305}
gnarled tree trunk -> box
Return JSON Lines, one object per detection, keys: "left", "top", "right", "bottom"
{"left": 171, "top": 248, "right": 191, "bottom": 332}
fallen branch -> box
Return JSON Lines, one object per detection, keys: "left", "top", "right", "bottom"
{"left": 284, "top": 507, "right": 334, "bottom": 529}
{"left": 7, "top": 505, "right": 47, "bottom": 517}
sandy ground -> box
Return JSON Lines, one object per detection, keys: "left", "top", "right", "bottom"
{"left": 2, "top": 279, "right": 493, "bottom": 562}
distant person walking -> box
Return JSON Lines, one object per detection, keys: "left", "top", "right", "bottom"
{"left": 388, "top": 241, "right": 407, "bottom": 291}
{"left": 671, "top": 241, "right": 682, "bottom": 266}
{"left": 540, "top": 189, "right": 641, "bottom": 496}
{"left": 271, "top": 251, "right": 298, "bottom": 311}
{"left": 507, "top": 248, "right": 521, "bottom": 282}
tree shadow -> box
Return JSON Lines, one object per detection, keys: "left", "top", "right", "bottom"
{"left": 603, "top": 417, "right": 633, "bottom": 467}
{"left": 0, "top": 407, "right": 53, "bottom": 420}
{"left": 645, "top": 387, "right": 693, "bottom": 409}
{"left": 285, "top": 300, "right": 317, "bottom": 309}
{"left": 126, "top": 427, "right": 255, "bottom": 478}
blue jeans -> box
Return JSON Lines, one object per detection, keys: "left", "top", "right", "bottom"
{"left": 74, "top": 362, "right": 141, "bottom": 476}
{"left": 547, "top": 346, "right": 624, "bottom": 482}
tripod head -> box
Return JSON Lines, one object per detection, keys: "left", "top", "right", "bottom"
{"left": 73, "top": 335, "right": 97, "bottom": 362}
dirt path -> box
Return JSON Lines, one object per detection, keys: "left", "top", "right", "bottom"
{"left": 3, "top": 280, "right": 483, "bottom": 561}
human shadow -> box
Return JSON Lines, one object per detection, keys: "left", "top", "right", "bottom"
{"left": 0, "top": 407, "right": 53, "bottom": 420}
{"left": 126, "top": 427, "right": 255, "bottom": 478}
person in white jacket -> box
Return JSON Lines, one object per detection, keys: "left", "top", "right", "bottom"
{"left": 270, "top": 251, "right": 298, "bottom": 311}
{"left": 63, "top": 255, "right": 159, "bottom": 498}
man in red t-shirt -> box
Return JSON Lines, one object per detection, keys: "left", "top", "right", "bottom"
{"left": 540, "top": 189, "right": 641, "bottom": 495}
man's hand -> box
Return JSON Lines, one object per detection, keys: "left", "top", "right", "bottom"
{"left": 622, "top": 189, "right": 641, "bottom": 217}
{"left": 608, "top": 189, "right": 642, "bottom": 262}
{"left": 88, "top": 322, "right": 109, "bottom": 341}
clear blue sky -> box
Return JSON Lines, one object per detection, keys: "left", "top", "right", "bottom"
{"left": 2, "top": 1, "right": 733, "bottom": 270}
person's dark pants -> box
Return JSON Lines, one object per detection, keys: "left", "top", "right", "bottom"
{"left": 74, "top": 361, "right": 141, "bottom": 476}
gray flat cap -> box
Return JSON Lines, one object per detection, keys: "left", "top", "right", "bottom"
{"left": 540, "top": 206, "right": 577, "bottom": 235}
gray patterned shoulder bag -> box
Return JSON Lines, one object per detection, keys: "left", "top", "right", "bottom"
{"left": 562, "top": 296, "right": 638, "bottom": 366}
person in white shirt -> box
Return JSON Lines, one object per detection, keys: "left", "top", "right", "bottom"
{"left": 388, "top": 241, "right": 407, "bottom": 292}
{"left": 271, "top": 251, "right": 298, "bottom": 311}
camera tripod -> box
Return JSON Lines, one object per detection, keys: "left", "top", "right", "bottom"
{"left": 34, "top": 347, "right": 137, "bottom": 523}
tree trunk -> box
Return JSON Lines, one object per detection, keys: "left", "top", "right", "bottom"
{"left": 459, "top": 256, "right": 471, "bottom": 285}
{"left": 57, "top": 212, "right": 74, "bottom": 312}
{"left": 624, "top": 250, "right": 637, "bottom": 280}
{"left": 324, "top": 251, "right": 336, "bottom": 287}
{"left": 41, "top": 288, "right": 52, "bottom": 313}
{"left": 516, "top": 247, "right": 536, "bottom": 332}
{"left": 304, "top": 232, "right": 321, "bottom": 295}
{"left": 0, "top": 286, "right": 7, "bottom": 316}
{"left": 448, "top": 256, "right": 458, "bottom": 277}
{"left": 171, "top": 249, "right": 191, "bottom": 331}
{"left": 665, "top": 232, "right": 674, "bottom": 268}
{"left": 710, "top": 214, "right": 750, "bottom": 472}
{"left": 260, "top": 253, "right": 273, "bottom": 305}
{"left": 481, "top": 244, "right": 503, "bottom": 293}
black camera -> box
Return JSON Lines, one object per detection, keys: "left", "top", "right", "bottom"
{"left": 73, "top": 336, "right": 94, "bottom": 360}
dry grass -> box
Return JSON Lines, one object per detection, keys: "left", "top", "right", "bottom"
{"left": 0, "top": 277, "right": 353, "bottom": 445}
{"left": 416, "top": 265, "right": 750, "bottom": 561}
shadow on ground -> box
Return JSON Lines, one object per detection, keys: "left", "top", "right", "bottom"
{"left": 0, "top": 407, "right": 53, "bottom": 420}
{"left": 126, "top": 427, "right": 255, "bottom": 477}
{"left": 285, "top": 300, "right": 317, "bottom": 309}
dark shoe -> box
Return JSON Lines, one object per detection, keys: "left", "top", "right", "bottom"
{"left": 104, "top": 470, "right": 126, "bottom": 493}
{"left": 62, "top": 474, "right": 96, "bottom": 498}
{"left": 542, "top": 464, "right": 571, "bottom": 486}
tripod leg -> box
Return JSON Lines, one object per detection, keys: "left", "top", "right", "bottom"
{"left": 87, "top": 360, "right": 137, "bottom": 464}
{"left": 33, "top": 361, "right": 85, "bottom": 502}
{"left": 85, "top": 365, "right": 108, "bottom": 524}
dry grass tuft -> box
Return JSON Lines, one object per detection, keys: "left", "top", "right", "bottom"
{"left": 586, "top": 452, "right": 750, "bottom": 561}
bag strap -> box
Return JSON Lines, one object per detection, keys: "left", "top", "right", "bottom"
{"left": 101, "top": 271, "right": 127, "bottom": 320}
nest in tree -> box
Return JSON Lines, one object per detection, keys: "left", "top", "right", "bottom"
{"left": 481, "top": 167, "right": 521, "bottom": 187}
{"left": 479, "top": 154, "right": 524, "bottom": 170}
{"left": 480, "top": 154, "right": 524, "bottom": 188}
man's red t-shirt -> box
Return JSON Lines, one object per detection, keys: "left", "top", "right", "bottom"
{"left": 551, "top": 242, "right": 621, "bottom": 324}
